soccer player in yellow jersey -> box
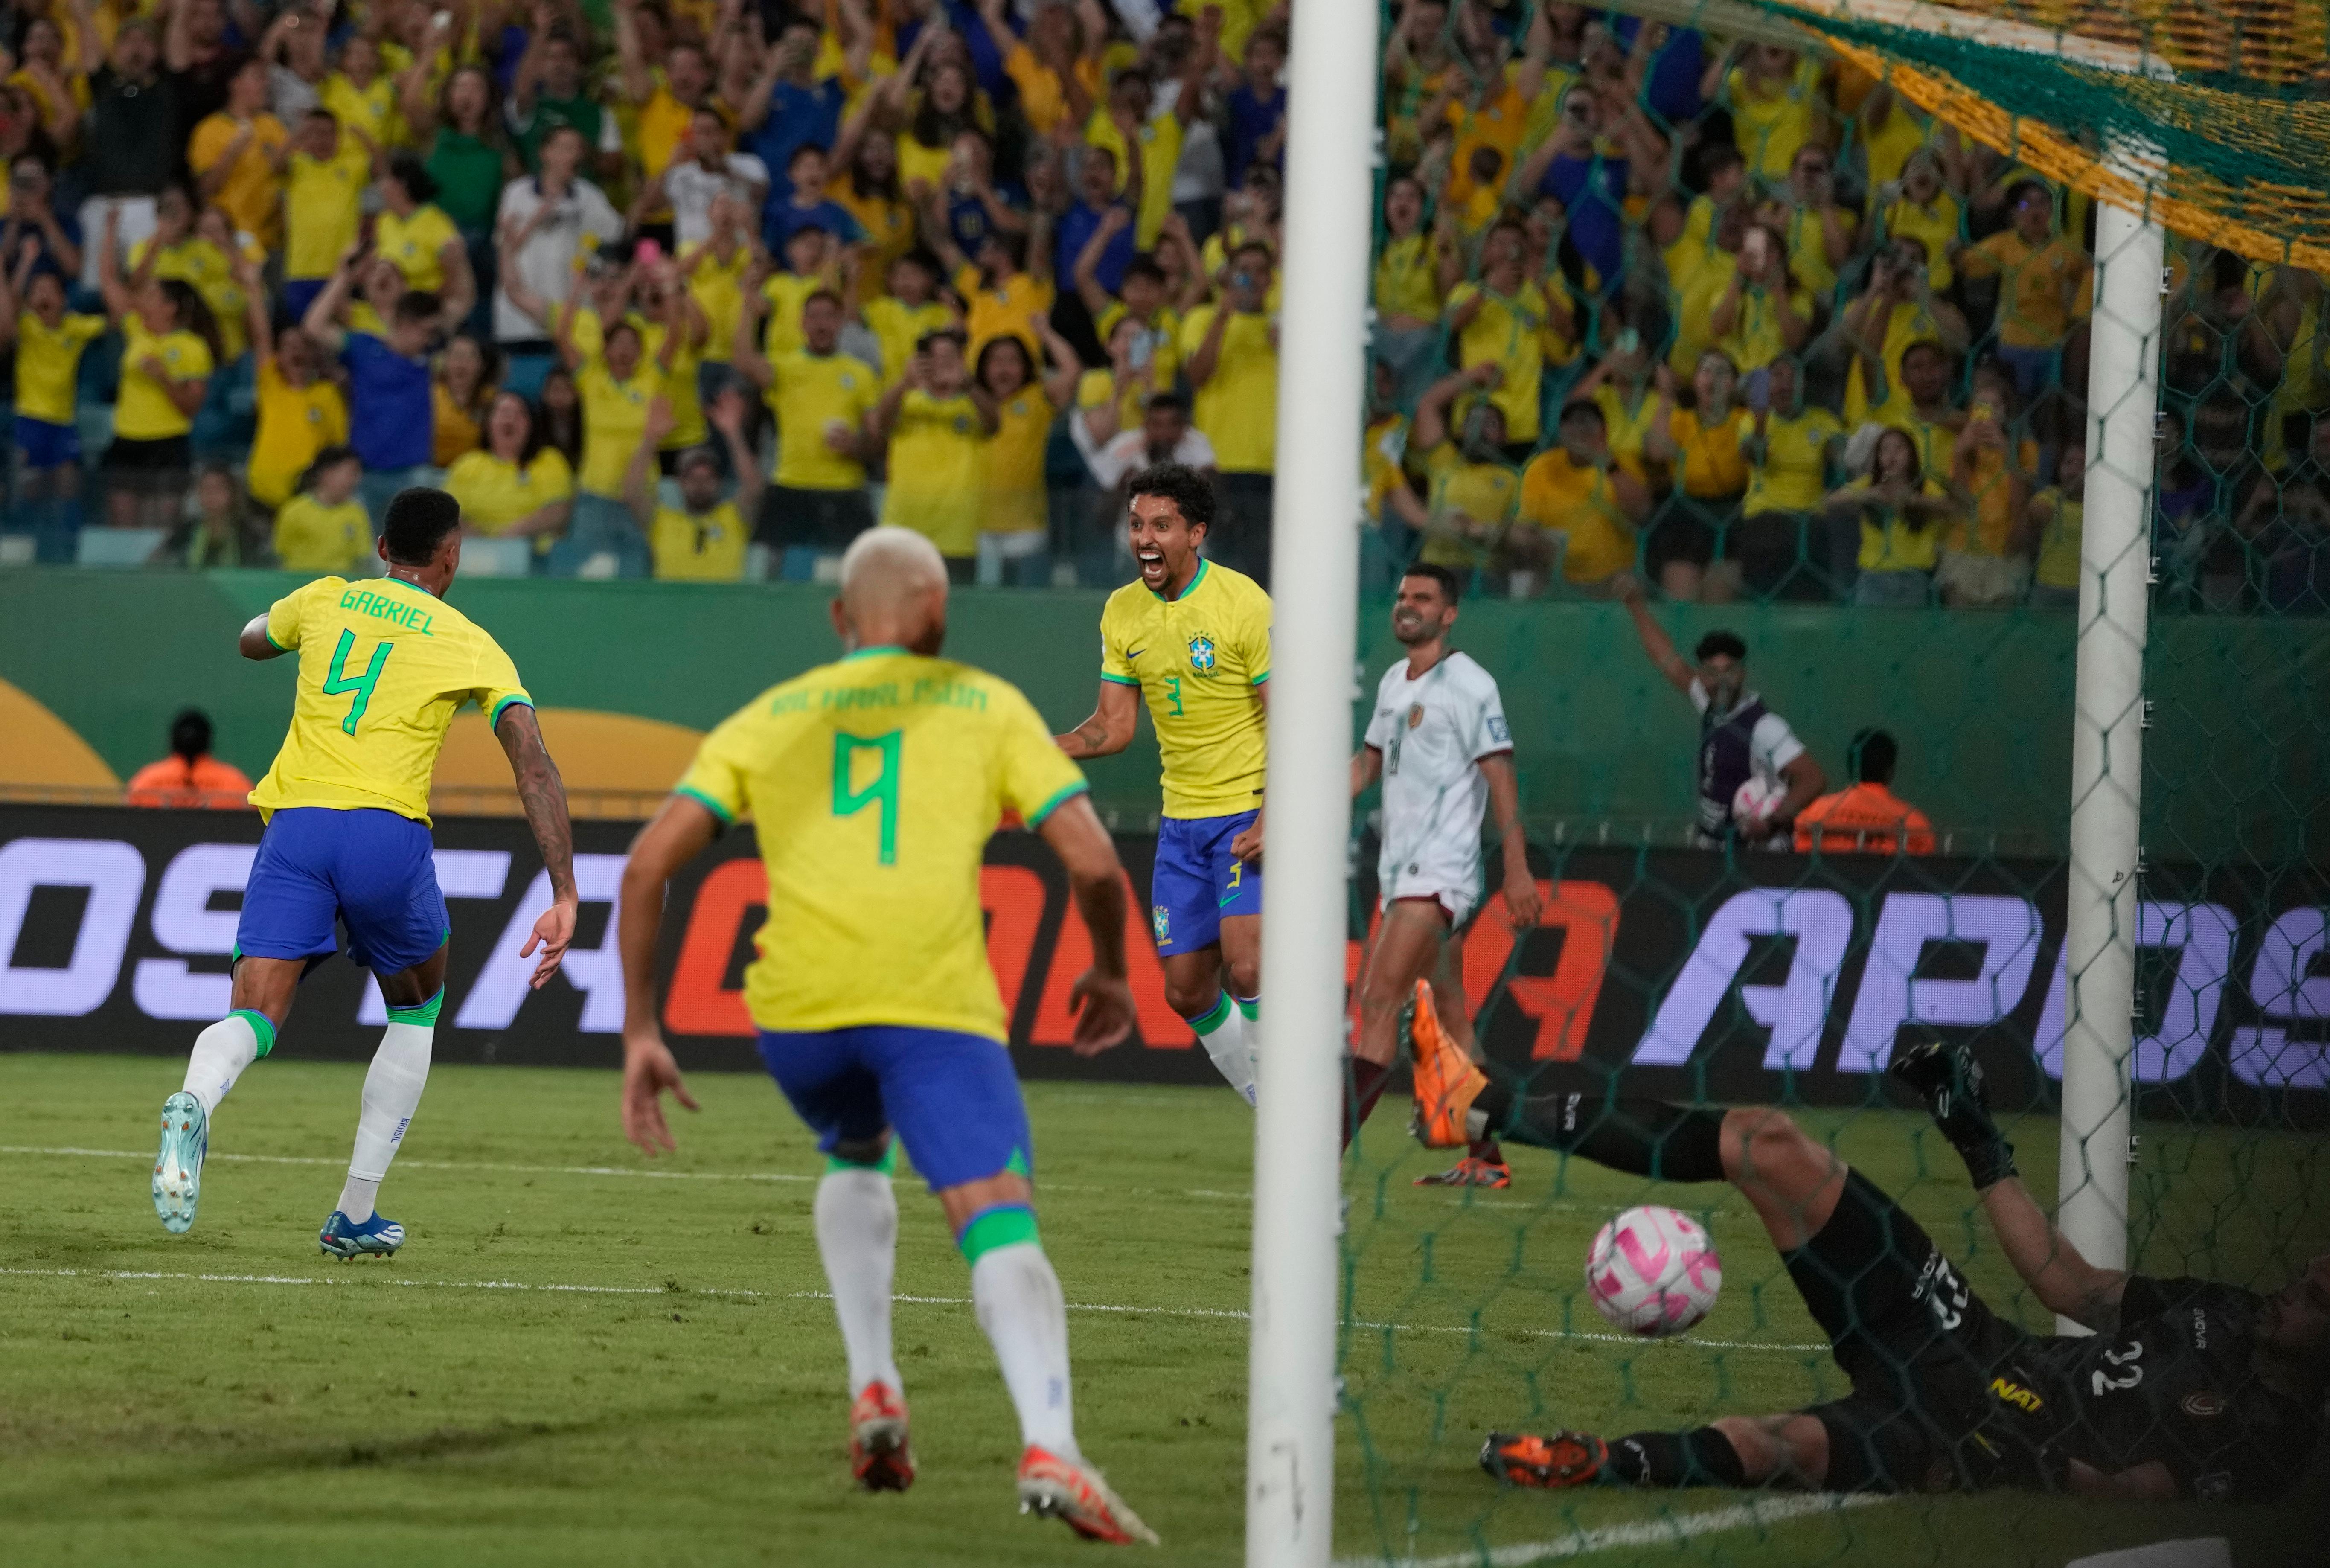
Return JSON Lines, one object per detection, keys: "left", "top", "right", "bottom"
{"left": 1056, "top": 464, "right": 1272, "bottom": 1103}
{"left": 612, "top": 528, "right": 1157, "bottom": 1545}
{"left": 152, "top": 489, "right": 581, "bottom": 1263}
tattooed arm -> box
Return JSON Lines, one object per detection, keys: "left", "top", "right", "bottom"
{"left": 1054, "top": 680, "right": 1142, "bottom": 760}
{"left": 495, "top": 703, "right": 579, "bottom": 988}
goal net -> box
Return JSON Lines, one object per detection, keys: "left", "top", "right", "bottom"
{"left": 1324, "top": 0, "right": 2330, "bottom": 1562}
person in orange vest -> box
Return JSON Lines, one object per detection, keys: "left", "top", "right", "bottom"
{"left": 1793, "top": 727, "right": 1935, "bottom": 855}
{"left": 125, "top": 710, "right": 255, "bottom": 810}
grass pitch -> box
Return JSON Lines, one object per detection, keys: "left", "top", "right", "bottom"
{"left": 2, "top": 1052, "right": 2322, "bottom": 1567}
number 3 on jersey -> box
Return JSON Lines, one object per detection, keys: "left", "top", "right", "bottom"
{"left": 833, "top": 730, "right": 903, "bottom": 864}
{"left": 1164, "top": 675, "right": 1184, "bottom": 717}
{"left": 323, "top": 630, "right": 392, "bottom": 736}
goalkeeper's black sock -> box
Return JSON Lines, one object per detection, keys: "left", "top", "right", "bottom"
{"left": 1604, "top": 1428, "right": 1748, "bottom": 1488}
{"left": 1473, "top": 1080, "right": 1726, "bottom": 1183}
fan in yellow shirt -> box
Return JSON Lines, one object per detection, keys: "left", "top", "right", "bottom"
{"left": 678, "top": 203, "right": 754, "bottom": 367}
{"left": 239, "top": 265, "right": 351, "bottom": 510}
{"left": 1083, "top": 60, "right": 1199, "bottom": 248}
{"left": 622, "top": 389, "right": 763, "bottom": 582}
{"left": 1722, "top": 44, "right": 1828, "bottom": 183}
{"left": 1519, "top": 401, "right": 1655, "bottom": 589}
{"left": 1441, "top": 221, "right": 1567, "bottom": 447}
{"left": 283, "top": 111, "right": 372, "bottom": 294}
{"left": 445, "top": 391, "right": 578, "bottom": 555}
{"left": 318, "top": 38, "right": 401, "bottom": 150}
{"left": 1404, "top": 365, "right": 1520, "bottom": 576}
{"left": 862, "top": 251, "right": 956, "bottom": 389}
{"left": 1738, "top": 359, "right": 1844, "bottom": 597}
{"left": 272, "top": 448, "right": 373, "bottom": 575}
{"left": 0, "top": 264, "right": 105, "bottom": 502}
{"left": 187, "top": 61, "right": 289, "bottom": 251}
{"left": 375, "top": 154, "right": 470, "bottom": 311}
{"left": 1827, "top": 426, "right": 1958, "bottom": 605}
{"left": 972, "top": 327, "right": 1080, "bottom": 581}
{"left": 1181, "top": 240, "right": 1279, "bottom": 477}
{"left": 869, "top": 329, "right": 994, "bottom": 569}
{"left": 98, "top": 221, "right": 221, "bottom": 526}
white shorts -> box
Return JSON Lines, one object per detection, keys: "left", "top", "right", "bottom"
{"left": 1377, "top": 848, "right": 1483, "bottom": 928}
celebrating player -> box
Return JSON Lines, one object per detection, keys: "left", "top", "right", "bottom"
{"left": 1349, "top": 563, "right": 1539, "bottom": 1173}
{"left": 613, "top": 528, "right": 1158, "bottom": 1545}
{"left": 1405, "top": 1024, "right": 2329, "bottom": 1499}
{"left": 1056, "top": 462, "right": 1272, "bottom": 1104}
{"left": 153, "top": 489, "right": 579, "bottom": 1257}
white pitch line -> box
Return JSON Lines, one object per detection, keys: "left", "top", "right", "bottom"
{"left": 1, "top": 1267, "right": 1829, "bottom": 1353}
{"left": 1334, "top": 1491, "right": 1890, "bottom": 1568}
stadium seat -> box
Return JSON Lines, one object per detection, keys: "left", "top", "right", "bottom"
{"left": 74, "top": 529, "right": 167, "bottom": 568}
{"left": 460, "top": 538, "right": 535, "bottom": 579}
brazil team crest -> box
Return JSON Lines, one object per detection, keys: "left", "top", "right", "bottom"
{"left": 1187, "top": 635, "right": 1216, "bottom": 674}
{"left": 1152, "top": 905, "right": 1171, "bottom": 941}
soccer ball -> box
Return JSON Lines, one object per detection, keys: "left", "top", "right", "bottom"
{"left": 1731, "top": 773, "right": 1787, "bottom": 832}
{"left": 1586, "top": 1205, "right": 1722, "bottom": 1337}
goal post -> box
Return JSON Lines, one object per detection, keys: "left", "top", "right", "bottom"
{"left": 1242, "top": 0, "right": 1381, "bottom": 1563}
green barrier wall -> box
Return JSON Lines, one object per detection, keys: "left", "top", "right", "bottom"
{"left": 5, "top": 570, "right": 2322, "bottom": 858}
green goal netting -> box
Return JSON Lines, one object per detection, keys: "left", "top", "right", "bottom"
{"left": 1336, "top": 0, "right": 2328, "bottom": 1562}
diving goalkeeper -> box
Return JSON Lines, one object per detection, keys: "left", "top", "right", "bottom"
{"left": 1405, "top": 994, "right": 2328, "bottom": 1501}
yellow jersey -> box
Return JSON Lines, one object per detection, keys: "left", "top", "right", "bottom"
{"left": 1958, "top": 231, "right": 2092, "bottom": 349}
{"left": 650, "top": 501, "right": 750, "bottom": 581}
{"left": 955, "top": 263, "right": 1054, "bottom": 361}
{"left": 116, "top": 321, "right": 215, "bottom": 441}
{"left": 1178, "top": 305, "right": 1277, "bottom": 474}
{"left": 1518, "top": 448, "right": 1644, "bottom": 585}
{"left": 1082, "top": 105, "right": 1182, "bottom": 248}
{"left": 862, "top": 294, "right": 956, "bottom": 389}
{"left": 2033, "top": 489, "right": 2082, "bottom": 590}
{"left": 637, "top": 318, "right": 706, "bottom": 450}
{"left": 1444, "top": 280, "right": 1550, "bottom": 445}
{"left": 981, "top": 387, "right": 1053, "bottom": 535}
{"left": 880, "top": 389, "right": 985, "bottom": 558}
{"left": 1417, "top": 441, "right": 1518, "bottom": 572}
{"left": 1853, "top": 477, "right": 1950, "bottom": 572}
{"left": 374, "top": 204, "right": 461, "bottom": 293}
{"left": 186, "top": 111, "right": 289, "bottom": 250}
{"left": 761, "top": 271, "right": 823, "bottom": 358}
{"left": 12, "top": 312, "right": 105, "bottom": 426}
{"left": 1373, "top": 232, "right": 1441, "bottom": 323}
{"left": 1666, "top": 405, "right": 1752, "bottom": 498}
{"left": 319, "top": 70, "right": 399, "bottom": 149}
{"left": 1742, "top": 407, "right": 1843, "bottom": 515}
{"left": 285, "top": 144, "right": 371, "bottom": 281}
{"left": 249, "top": 364, "right": 350, "bottom": 508}
{"left": 766, "top": 350, "right": 880, "bottom": 490}
{"left": 272, "top": 494, "right": 372, "bottom": 575}
{"left": 252, "top": 574, "right": 532, "bottom": 825}
{"left": 681, "top": 240, "right": 750, "bottom": 364}
{"left": 444, "top": 448, "right": 575, "bottom": 534}
{"left": 1098, "top": 559, "right": 1271, "bottom": 820}
{"left": 575, "top": 358, "right": 665, "bottom": 497}
{"left": 673, "top": 647, "right": 1088, "bottom": 1039}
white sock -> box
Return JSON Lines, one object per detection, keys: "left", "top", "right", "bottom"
{"left": 1235, "top": 994, "right": 1261, "bottom": 1091}
{"left": 1189, "top": 993, "right": 1257, "bottom": 1106}
{"left": 183, "top": 1012, "right": 268, "bottom": 1118}
{"left": 971, "top": 1239, "right": 1079, "bottom": 1461}
{"left": 338, "top": 1017, "right": 433, "bottom": 1222}
{"left": 815, "top": 1164, "right": 901, "bottom": 1395}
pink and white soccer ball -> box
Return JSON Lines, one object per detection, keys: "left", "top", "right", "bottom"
{"left": 1586, "top": 1205, "right": 1722, "bottom": 1337}
{"left": 1730, "top": 774, "right": 1787, "bottom": 832}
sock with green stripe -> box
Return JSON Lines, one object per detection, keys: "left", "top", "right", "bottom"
{"left": 961, "top": 1205, "right": 1079, "bottom": 1461}
{"left": 337, "top": 991, "right": 438, "bottom": 1223}
{"left": 181, "top": 1009, "right": 275, "bottom": 1118}
{"left": 1186, "top": 991, "right": 1256, "bottom": 1107}
{"left": 817, "top": 1148, "right": 901, "bottom": 1396}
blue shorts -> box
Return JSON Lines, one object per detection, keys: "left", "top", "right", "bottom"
{"left": 758, "top": 1025, "right": 1033, "bottom": 1191}
{"left": 15, "top": 415, "right": 79, "bottom": 469}
{"left": 1150, "top": 808, "right": 1262, "bottom": 957}
{"left": 235, "top": 807, "right": 449, "bottom": 975}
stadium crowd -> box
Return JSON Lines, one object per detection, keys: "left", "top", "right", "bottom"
{"left": 0, "top": 0, "right": 2322, "bottom": 608}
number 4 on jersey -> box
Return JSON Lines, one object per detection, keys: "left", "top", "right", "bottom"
{"left": 323, "top": 630, "right": 393, "bottom": 736}
{"left": 833, "top": 730, "right": 903, "bottom": 864}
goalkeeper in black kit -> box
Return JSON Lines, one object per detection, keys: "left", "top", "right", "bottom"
{"left": 1404, "top": 992, "right": 2330, "bottom": 1500}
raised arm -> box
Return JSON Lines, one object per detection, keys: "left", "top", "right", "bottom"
{"left": 707, "top": 384, "right": 763, "bottom": 515}
{"left": 615, "top": 793, "right": 721, "bottom": 1153}
{"left": 301, "top": 241, "right": 365, "bottom": 349}
{"left": 1035, "top": 316, "right": 1085, "bottom": 410}
{"left": 1617, "top": 574, "right": 1695, "bottom": 694}
{"left": 1055, "top": 678, "right": 1140, "bottom": 759}
{"left": 232, "top": 244, "right": 273, "bottom": 366}
{"left": 494, "top": 702, "right": 580, "bottom": 985}
{"left": 1035, "top": 794, "right": 1136, "bottom": 1054}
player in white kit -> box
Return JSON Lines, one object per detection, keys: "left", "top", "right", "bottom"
{"left": 1347, "top": 564, "right": 1541, "bottom": 1175}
